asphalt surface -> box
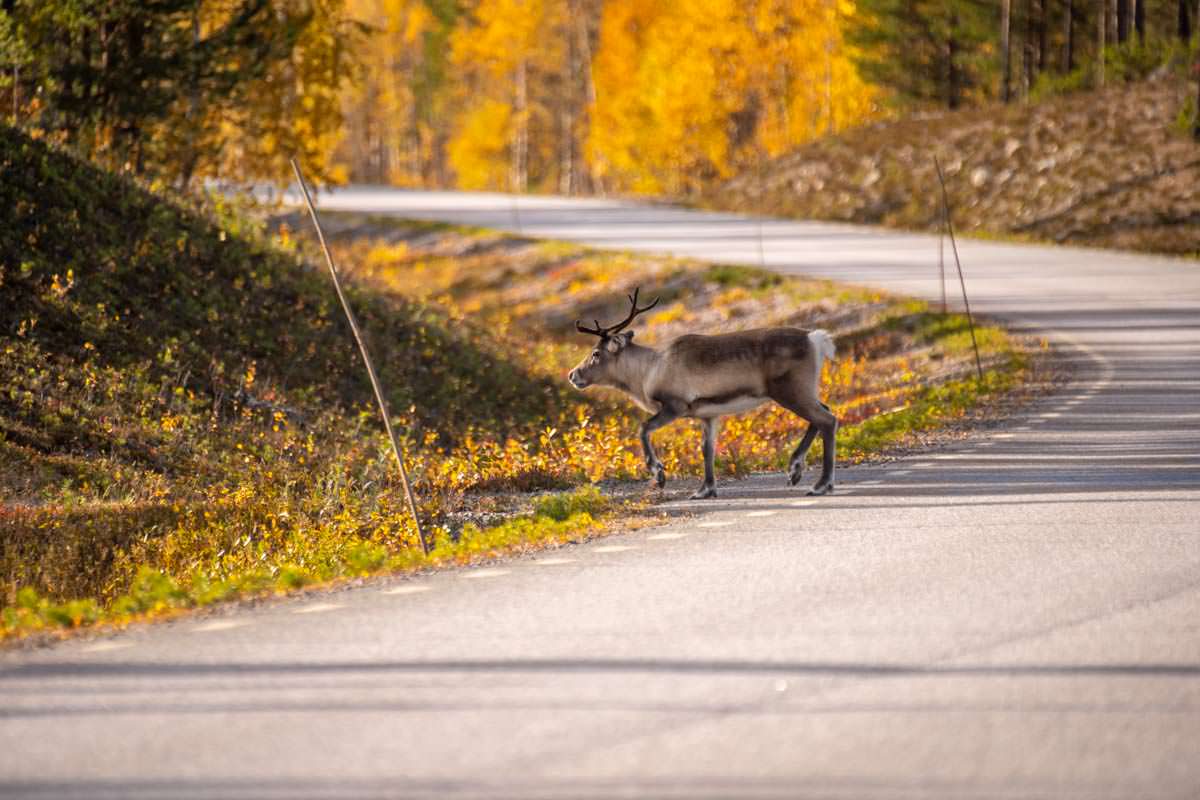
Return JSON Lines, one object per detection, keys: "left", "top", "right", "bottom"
{"left": 3, "top": 189, "right": 1200, "bottom": 799}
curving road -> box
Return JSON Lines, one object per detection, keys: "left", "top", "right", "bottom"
{"left": 3, "top": 189, "right": 1200, "bottom": 799}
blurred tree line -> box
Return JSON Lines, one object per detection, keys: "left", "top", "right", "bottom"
{"left": 0, "top": 0, "right": 362, "bottom": 186}
{"left": 339, "top": 0, "right": 1200, "bottom": 193}
{"left": 336, "top": 0, "right": 877, "bottom": 196}
{"left": 2, "top": 0, "right": 1197, "bottom": 192}
{"left": 852, "top": 0, "right": 1200, "bottom": 112}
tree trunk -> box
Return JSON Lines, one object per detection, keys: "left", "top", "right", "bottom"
{"left": 512, "top": 58, "right": 527, "bottom": 193}
{"left": 1038, "top": 0, "right": 1047, "bottom": 73}
{"left": 947, "top": 32, "right": 960, "bottom": 109}
{"left": 1098, "top": 0, "right": 1107, "bottom": 86}
{"left": 1134, "top": 0, "right": 1144, "bottom": 40}
{"left": 1180, "top": 0, "right": 1192, "bottom": 41}
{"left": 1063, "top": 0, "right": 1075, "bottom": 71}
{"left": 1194, "top": 3, "right": 1200, "bottom": 141}
{"left": 574, "top": 0, "right": 602, "bottom": 195}
{"left": 560, "top": 0, "right": 596, "bottom": 195}
{"left": 178, "top": 3, "right": 202, "bottom": 191}
{"left": 407, "top": 88, "right": 421, "bottom": 186}
{"left": 1023, "top": 0, "right": 1037, "bottom": 96}
{"left": 1194, "top": 50, "right": 1200, "bottom": 141}
{"left": 560, "top": 14, "right": 577, "bottom": 196}
{"left": 126, "top": 16, "right": 145, "bottom": 174}
{"left": 1116, "top": 0, "right": 1129, "bottom": 42}
{"left": 1001, "top": 0, "right": 1012, "bottom": 101}
{"left": 1194, "top": 65, "right": 1200, "bottom": 141}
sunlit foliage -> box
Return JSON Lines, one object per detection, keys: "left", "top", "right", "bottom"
{"left": 198, "top": 0, "right": 363, "bottom": 186}
{"left": 335, "top": 0, "right": 455, "bottom": 185}
{"left": 333, "top": 0, "right": 876, "bottom": 195}
{"left": 447, "top": 0, "right": 564, "bottom": 190}
{"left": 588, "top": 0, "right": 877, "bottom": 195}
{"left": 0, "top": 0, "right": 360, "bottom": 186}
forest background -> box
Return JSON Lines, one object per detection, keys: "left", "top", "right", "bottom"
{"left": 1, "top": 0, "right": 1199, "bottom": 200}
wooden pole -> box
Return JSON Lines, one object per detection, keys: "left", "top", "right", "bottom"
{"left": 938, "top": 194, "right": 947, "bottom": 314}
{"left": 933, "top": 157, "right": 984, "bottom": 382}
{"left": 290, "top": 159, "right": 431, "bottom": 556}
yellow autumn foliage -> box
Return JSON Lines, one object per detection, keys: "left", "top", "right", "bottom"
{"left": 335, "top": 0, "right": 879, "bottom": 196}
{"left": 210, "top": 0, "right": 357, "bottom": 185}
{"left": 447, "top": 99, "right": 513, "bottom": 190}
{"left": 446, "top": 0, "right": 567, "bottom": 191}
{"left": 589, "top": 0, "right": 877, "bottom": 195}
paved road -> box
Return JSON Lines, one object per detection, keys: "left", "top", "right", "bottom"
{"left": 3, "top": 189, "right": 1200, "bottom": 799}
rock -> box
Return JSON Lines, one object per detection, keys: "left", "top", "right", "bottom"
{"left": 1004, "top": 138, "right": 1021, "bottom": 158}
{"left": 970, "top": 167, "right": 990, "bottom": 187}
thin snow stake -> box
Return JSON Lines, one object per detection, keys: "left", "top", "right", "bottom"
{"left": 290, "top": 159, "right": 431, "bottom": 555}
{"left": 933, "top": 156, "right": 984, "bottom": 383}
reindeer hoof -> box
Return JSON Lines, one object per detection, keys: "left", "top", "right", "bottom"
{"left": 653, "top": 466, "right": 667, "bottom": 489}
{"left": 788, "top": 464, "right": 803, "bottom": 486}
{"left": 807, "top": 483, "right": 834, "bottom": 496}
{"left": 690, "top": 485, "right": 717, "bottom": 500}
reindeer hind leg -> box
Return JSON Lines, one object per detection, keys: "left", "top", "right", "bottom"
{"left": 787, "top": 425, "right": 819, "bottom": 486}
{"left": 770, "top": 375, "right": 838, "bottom": 495}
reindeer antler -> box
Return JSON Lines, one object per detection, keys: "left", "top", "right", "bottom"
{"left": 575, "top": 287, "right": 660, "bottom": 339}
{"left": 575, "top": 318, "right": 608, "bottom": 337}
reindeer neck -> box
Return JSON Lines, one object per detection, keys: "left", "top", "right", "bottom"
{"left": 608, "top": 343, "right": 661, "bottom": 408}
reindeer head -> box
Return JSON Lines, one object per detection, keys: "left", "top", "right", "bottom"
{"left": 568, "top": 288, "right": 659, "bottom": 390}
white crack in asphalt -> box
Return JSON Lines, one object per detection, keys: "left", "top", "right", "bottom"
{"left": 193, "top": 620, "right": 252, "bottom": 633}
{"left": 292, "top": 603, "right": 344, "bottom": 614}
{"left": 461, "top": 569, "right": 510, "bottom": 579}
{"left": 381, "top": 585, "right": 432, "bottom": 596}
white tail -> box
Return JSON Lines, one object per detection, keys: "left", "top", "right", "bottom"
{"left": 809, "top": 329, "right": 836, "bottom": 371}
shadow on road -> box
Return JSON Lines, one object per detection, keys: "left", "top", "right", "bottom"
{"left": 7, "top": 656, "right": 1200, "bottom": 684}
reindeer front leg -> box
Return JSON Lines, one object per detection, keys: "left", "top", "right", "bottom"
{"left": 692, "top": 417, "right": 720, "bottom": 499}
{"left": 640, "top": 407, "right": 678, "bottom": 489}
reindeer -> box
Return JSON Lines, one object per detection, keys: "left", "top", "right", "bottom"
{"left": 568, "top": 289, "right": 838, "bottom": 499}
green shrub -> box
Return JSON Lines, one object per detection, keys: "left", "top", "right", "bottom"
{"left": 112, "top": 568, "right": 191, "bottom": 615}
{"left": 1032, "top": 39, "right": 1193, "bottom": 102}
{"left": 704, "top": 263, "right": 783, "bottom": 289}
{"left": 533, "top": 485, "right": 609, "bottom": 522}
{"left": 344, "top": 541, "right": 389, "bottom": 575}
{"left": 1030, "top": 66, "right": 1096, "bottom": 101}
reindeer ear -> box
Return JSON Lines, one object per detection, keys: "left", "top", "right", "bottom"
{"left": 613, "top": 331, "right": 635, "bottom": 348}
